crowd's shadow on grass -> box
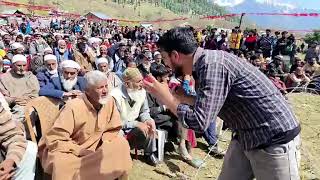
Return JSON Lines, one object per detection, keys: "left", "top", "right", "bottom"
{"left": 196, "top": 141, "right": 209, "bottom": 152}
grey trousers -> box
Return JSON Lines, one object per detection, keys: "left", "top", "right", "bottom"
{"left": 218, "top": 135, "right": 301, "bottom": 180}
{"left": 125, "top": 128, "right": 157, "bottom": 155}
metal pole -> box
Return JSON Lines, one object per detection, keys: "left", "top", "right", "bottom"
{"left": 239, "top": 13, "right": 245, "bottom": 28}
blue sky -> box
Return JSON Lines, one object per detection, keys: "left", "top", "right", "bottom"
{"left": 258, "top": 0, "right": 320, "bottom": 9}
{"left": 216, "top": 0, "right": 320, "bottom": 9}
{"left": 288, "top": 0, "right": 319, "bottom": 9}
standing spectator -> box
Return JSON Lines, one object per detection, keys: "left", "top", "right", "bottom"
{"left": 258, "top": 29, "right": 273, "bottom": 58}
{"left": 244, "top": 30, "right": 257, "bottom": 52}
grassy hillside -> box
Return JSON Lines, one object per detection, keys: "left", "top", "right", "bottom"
{"left": 1, "top": 0, "right": 245, "bottom": 29}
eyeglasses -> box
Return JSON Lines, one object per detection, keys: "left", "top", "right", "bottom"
{"left": 63, "top": 71, "right": 76, "bottom": 76}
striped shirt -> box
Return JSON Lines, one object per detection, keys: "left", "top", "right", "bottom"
{"left": 177, "top": 48, "right": 299, "bottom": 150}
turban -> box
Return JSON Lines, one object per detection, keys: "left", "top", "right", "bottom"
{"left": 54, "top": 33, "right": 63, "bottom": 37}
{"left": 44, "top": 54, "right": 57, "bottom": 62}
{"left": 60, "top": 60, "right": 81, "bottom": 70}
{"left": 88, "top": 37, "right": 101, "bottom": 45}
{"left": 95, "top": 57, "right": 109, "bottom": 67}
{"left": 122, "top": 67, "right": 142, "bottom": 81}
{"left": 12, "top": 54, "right": 27, "bottom": 64}
{"left": 58, "top": 40, "right": 66, "bottom": 45}
{"left": 10, "top": 43, "right": 24, "bottom": 50}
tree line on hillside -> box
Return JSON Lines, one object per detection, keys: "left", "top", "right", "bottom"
{"left": 110, "top": 0, "right": 229, "bottom": 17}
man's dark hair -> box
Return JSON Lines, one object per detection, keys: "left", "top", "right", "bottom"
{"left": 157, "top": 27, "right": 198, "bottom": 54}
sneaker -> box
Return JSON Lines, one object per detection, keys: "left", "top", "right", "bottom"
{"left": 208, "top": 144, "right": 225, "bottom": 158}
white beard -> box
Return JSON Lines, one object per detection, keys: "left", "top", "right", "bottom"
{"left": 143, "top": 63, "right": 151, "bottom": 71}
{"left": 61, "top": 76, "right": 78, "bottom": 91}
{"left": 59, "top": 48, "right": 66, "bottom": 53}
{"left": 98, "top": 96, "right": 108, "bottom": 105}
{"left": 47, "top": 68, "right": 58, "bottom": 75}
{"left": 127, "top": 89, "right": 146, "bottom": 102}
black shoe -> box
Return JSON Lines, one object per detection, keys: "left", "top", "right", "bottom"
{"left": 145, "top": 153, "right": 160, "bottom": 166}
{"left": 208, "top": 144, "right": 225, "bottom": 158}
{"left": 164, "top": 142, "right": 175, "bottom": 152}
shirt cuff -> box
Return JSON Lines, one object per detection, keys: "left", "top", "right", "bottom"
{"left": 6, "top": 152, "right": 23, "bottom": 166}
{"left": 177, "top": 104, "right": 190, "bottom": 129}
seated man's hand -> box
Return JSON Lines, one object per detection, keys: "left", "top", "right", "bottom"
{"left": 70, "top": 90, "right": 83, "bottom": 97}
{"left": 63, "top": 92, "right": 74, "bottom": 98}
{"left": 145, "top": 119, "right": 156, "bottom": 137}
{"left": 15, "top": 98, "right": 27, "bottom": 106}
{"left": 136, "top": 122, "right": 149, "bottom": 136}
{"left": 0, "top": 159, "right": 15, "bottom": 180}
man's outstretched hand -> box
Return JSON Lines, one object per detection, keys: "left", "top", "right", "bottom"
{"left": 0, "top": 159, "right": 15, "bottom": 180}
{"left": 143, "top": 75, "right": 180, "bottom": 116}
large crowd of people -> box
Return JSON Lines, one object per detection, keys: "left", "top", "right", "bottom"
{"left": 0, "top": 16, "right": 319, "bottom": 179}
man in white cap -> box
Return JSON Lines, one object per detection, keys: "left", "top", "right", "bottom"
{"left": 36, "top": 54, "right": 59, "bottom": 88}
{"left": 53, "top": 39, "right": 73, "bottom": 63}
{"left": 39, "top": 60, "right": 85, "bottom": 100}
{"left": 95, "top": 57, "right": 122, "bottom": 90}
{"left": 150, "top": 51, "right": 164, "bottom": 72}
{"left": 111, "top": 67, "right": 159, "bottom": 166}
{"left": 88, "top": 37, "right": 102, "bottom": 57}
{"left": 6, "top": 42, "right": 25, "bottom": 60}
{"left": 0, "top": 54, "right": 39, "bottom": 122}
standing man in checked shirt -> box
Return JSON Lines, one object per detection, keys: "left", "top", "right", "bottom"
{"left": 144, "top": 27, "right": 301, "bottom": 180}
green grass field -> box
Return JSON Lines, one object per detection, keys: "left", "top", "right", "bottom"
{"left": 129, "top": 93, "right": 320, "bottom": 179}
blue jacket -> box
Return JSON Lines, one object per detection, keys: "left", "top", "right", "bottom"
{"left": 54, "top": 48, "right": 74, "bottom": 63}
{"left": 36, "top": 70, "right": 58, "bottom": 88}
{"left": 39, "top": 76, "right": 86, "bottom": 99}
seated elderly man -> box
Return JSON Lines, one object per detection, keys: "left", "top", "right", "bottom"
{"left": 111, "top": 67, "right": 159, "bottom": 166}
{"left": 39, "top": 60, "right": 85, "bottom": 100}
{"left": 0, "top": 54, "right": 39, "bottom": 122}
{"left": 0, "top": 101, "right": 37, "bottom": 180}
{"left": 54, "top": 40, "right": 73, "bottom": 63}
{"left": 36, "top": 54, "right": 59, "bottom": 88}
{"left": 95, "top": 57, "right": 122, "bottom": 90}
{"left": 39, "top": 71, "right": 132, "bottom": 180}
